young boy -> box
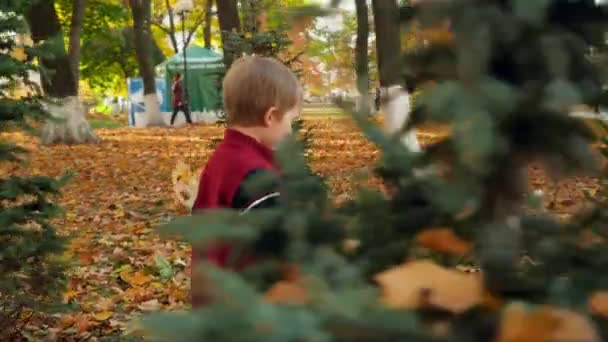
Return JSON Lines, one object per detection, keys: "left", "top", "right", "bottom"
{"left": 190, "top": 56, "right": 301, "bottom": 304}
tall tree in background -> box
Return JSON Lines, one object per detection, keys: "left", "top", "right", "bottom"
{"left": 26, "top": 0, "right": 99, "bottom": 144}
{"left": 355, "top": 0, "right": 370, "bottom": 113}
{"left": 371, "top": 0, "right": 401, "bottom": 89}
{"left": 216, "top": 0, "right": 241, "bottom": 67}
{"left": 68, "top": 0, "right": 86, "bottom": 86}
{"left": 372, "top": 0, "right": 419, "bottom": 151}
{"left": 130, "top": 0, "right": 165, "bottom": 126}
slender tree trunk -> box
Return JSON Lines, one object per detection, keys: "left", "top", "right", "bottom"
{"left": 371, "top": 0, "right": 419, "bottom": 152}
{"left": 68, "top": 0, "right": 86, "bottom": 87}
{"left": 216, "top": 0, "right": 241, "bottom": 67}
{"left": 130, "top": 0, "right": 165, "bottom": 126}
{"left": 204, "top": 0, "right": 213, "bottom": 48}
{"left": 26, "top": 0, "right": 98, "bottom": 145}
{"left": 165, "top": 0, "right": 180, "bottom": 54}
{"left": 355, "top": 0, "right": 370, "bottom": 114}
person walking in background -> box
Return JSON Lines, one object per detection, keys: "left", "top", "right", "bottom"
{"left": 170, "top": 73, "right": 193, "bottom": 125}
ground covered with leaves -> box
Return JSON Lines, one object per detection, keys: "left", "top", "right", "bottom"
{"left": 0, "top": 115, "right": 600, "bottom": 339}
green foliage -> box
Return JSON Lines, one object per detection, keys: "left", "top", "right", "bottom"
{"left": 0, "top": 2, "right": 70, "bottom": 338}
{"left": 55, "top": 0, "right": 165, "bottom": 95}
{"left": 146, "top": 0, "right": 608, "bottom": 340}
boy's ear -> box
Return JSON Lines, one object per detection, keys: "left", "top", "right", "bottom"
{"left": 263, "top": 107, "right": 279, "bottom": 127}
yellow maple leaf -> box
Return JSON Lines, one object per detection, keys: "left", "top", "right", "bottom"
{"left": 374, "top": 259, "right": 482, "bottom": 313}
{"left": 415, "top": 227, "right": 472, "bottom": 256}
{"left": 497, "top": 303, "right": 600, "bottom": 342}
{"left": 93, "top": 311, "right": 113, "bottom": 321}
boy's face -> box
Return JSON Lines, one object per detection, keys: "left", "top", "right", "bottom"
{"left": 262, "top": 104, "right": 301, "bottom": 149}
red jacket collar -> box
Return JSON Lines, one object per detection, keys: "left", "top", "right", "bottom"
{"left": 224, "top": 128, "right": 275, "bottom": 165}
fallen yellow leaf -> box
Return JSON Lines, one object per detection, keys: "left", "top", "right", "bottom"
{"left": 374, "top": 259, "right": 482, "bottom": 313}
{"left": 93, "top": 311, "right": 113, "bottom": 321}
{"left": 497, "top": 303, "right": 600, "bottom": 342}
{"left": 415, "top": 228, "right": 472, "bottom": 256}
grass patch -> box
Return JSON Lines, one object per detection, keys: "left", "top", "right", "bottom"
{"left": 89, "top": 118, "right": 125, "bottom": 129}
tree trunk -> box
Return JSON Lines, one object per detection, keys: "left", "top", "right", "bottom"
{"left": 216, "top": 0, "right": 241, "bottom": 67}
{"left": 371, "top": 0, "right": 401, "bottom": 88}
{"left": 204, "top": 0, "right": 213, "bottom": 48}
{"left": 355, "top": 0, "right": 370, "bottom": 114}
{"left": 26, "top": 0, "right": 98, "bottom": 145}
{"left": 68, "top": 0, "right": 86, "bottom": 87}
{"left": 371, "top": 0, "right": 419, "bottom": 152}
{"left": 130, "top": 0, "right": 165, "bottom": 126}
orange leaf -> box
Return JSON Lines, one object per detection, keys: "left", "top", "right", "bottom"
{"left": 63, "top": 290, "right": 78, "bottom": 303}
{"left": 374, "top": 259, "right": 482, "bottom": 313}
{"left": 124, "top": 271, "right": 152, "bottom": 287}
{"left": 589, "top": 291, "right": 608, "bottom": 317}
{"left": 93, "top": 311, "right": 113, "bottom": 321}
{"left": 415, "top": 228, "right": 472, "bottom": 256}
{"left": 497, "top": 303, "right": 600, "bottom": 342}
{"left": 264, "top": 281, "right": 309, "bottom": 305}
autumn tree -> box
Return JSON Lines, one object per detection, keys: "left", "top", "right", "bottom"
{"left": 0, "top": 3, "right": 69, "bottom": 339}
{"left": 68, "top": 0, "right": 85, "bottom": 85}
{"left": 130, "top": 0, "right": 166, "bottom": 126}
{"left": 25, "top": 0, "right": 99, "bottom": 145}
{"left": 142, "top": 0, "right": 608, "bottom": 341}
{"left": 151, "top": 0, "right": 210, "bottom": 54}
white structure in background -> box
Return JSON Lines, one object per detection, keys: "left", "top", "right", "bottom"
{"left": 383, "top": 85, "right": 421, "bottom": 153}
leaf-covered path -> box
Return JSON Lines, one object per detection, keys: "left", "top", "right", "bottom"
{"left": 1, "top": 115, "right": 599, "bottom": 339}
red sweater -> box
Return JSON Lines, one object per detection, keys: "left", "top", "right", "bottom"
{"left": 172, "top": 80, "right": 183, "bottom": 106}
{"left": 192, "top": 128, "right": 278, "bottom": 269}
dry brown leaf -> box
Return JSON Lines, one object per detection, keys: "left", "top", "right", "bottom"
{"left": 589, "top": 291, "right": 608, "bottom": 317}
{"left": 60, "top": 314, "right": 78, "bottom": 329}
{"left": 415, "top": 228, "right": 472, "bottom": 256}
{"left": 374, "top": 259, "right": 482, "bottom": 313}
{"left": 76, "top": 315, "right": 93, "bottom": 334}
{"left": 139, "top": 299, "right": 161, "bottom": 311}
{"left": 497, "top": 303, "right": 600, "bottom": 342}
{"left": 95, "top": 297, "right": 115, "bottom": 312}
{"left": 264, "top": 281, "right": 309, "bottom": 305}
{"left": 578, "top": 230, "right": 605, "bottom": 248}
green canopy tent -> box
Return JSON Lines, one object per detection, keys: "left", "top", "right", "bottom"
{"left": 157, "top": 45, "right": 225, "bottom": 114}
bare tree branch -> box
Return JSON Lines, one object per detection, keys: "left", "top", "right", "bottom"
{"left": 185, "top": 12, "right": 206, "bottom": 47}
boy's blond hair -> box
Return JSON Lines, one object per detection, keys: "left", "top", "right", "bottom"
{"left": 223, "top": 56, "right": 301, "bottom": 126}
